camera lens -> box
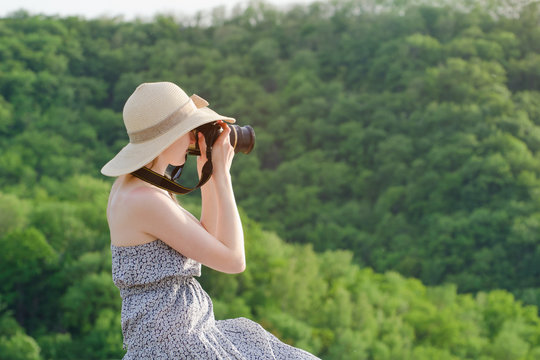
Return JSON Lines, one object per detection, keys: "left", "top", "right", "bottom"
{"left": 229, "top": 125, "right": 255, "bottom": 154}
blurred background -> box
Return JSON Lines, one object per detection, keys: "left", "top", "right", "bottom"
{"left": 0, "top": 0, "right": 316, "bottom": 20}
{"left": 0, "top": 0, "right": 539, "bottom": 359}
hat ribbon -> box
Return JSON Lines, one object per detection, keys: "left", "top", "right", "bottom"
{"left": 128, "top": 97, "right": 201, "bottom": 144}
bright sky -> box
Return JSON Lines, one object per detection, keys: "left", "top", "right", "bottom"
{"left": 1, "top": 0, "right": 317, "bottom": 19}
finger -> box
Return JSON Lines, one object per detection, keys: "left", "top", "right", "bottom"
{"left": 217, "top": 125, "right": 231, "bottom": 144}
{"left": 198, "top": 132, "right": 206, "bottom": 150}
{"left": 219, "top": 133, "right": 231, "bottom": 149}
{"left": 198, "top": 132, "right": 208, "bottom": 160}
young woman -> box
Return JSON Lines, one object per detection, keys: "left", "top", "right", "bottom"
{"left": 102, "top": 82, "right": 319, "bottom": 359}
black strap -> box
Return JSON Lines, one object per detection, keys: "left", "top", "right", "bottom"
{"left": 131, "top": 159, "right": 213, "bottom": 195}
{"left": 131, "top": 129, "right": 216, "bottom": 195}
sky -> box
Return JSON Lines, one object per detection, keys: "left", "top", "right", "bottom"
{"left": 0, "top": 0, "right": 317, "bottom": 20}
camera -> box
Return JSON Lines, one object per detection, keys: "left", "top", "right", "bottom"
{"left": 169, "top": 122, "right": 255, "bottom": 184}
{"left": 187, "top": 122, "right": 255, "bottom": 156}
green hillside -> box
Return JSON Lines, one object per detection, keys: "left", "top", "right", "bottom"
{"left": 1, "top": 0, "right": 540, "bottom": 358}
{"left": 1, "top": 178, "right": 540, "bottom": 359}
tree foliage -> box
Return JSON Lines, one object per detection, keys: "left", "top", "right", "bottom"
{"left": 1, "top": 0, "right": 540, "bottom": 358}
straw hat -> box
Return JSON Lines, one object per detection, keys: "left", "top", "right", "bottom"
{"left": 101, "top": 82, "right": 235, "bottom": 177}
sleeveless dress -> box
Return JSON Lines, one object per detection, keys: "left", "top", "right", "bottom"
{"left": 111, "top": 239, "right": 320, "bottom": 359}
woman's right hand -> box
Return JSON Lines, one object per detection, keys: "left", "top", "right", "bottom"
{"left": 210, "top": 121, "right": 235, "bottom": 176}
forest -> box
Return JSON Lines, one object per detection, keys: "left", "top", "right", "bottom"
{"left": 0, "top": 0, "right": 540, "bottom": 358}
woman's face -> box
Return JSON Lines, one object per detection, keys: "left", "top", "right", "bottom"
{"left": 160, "top": 131, "right": 196, "bottom": 166}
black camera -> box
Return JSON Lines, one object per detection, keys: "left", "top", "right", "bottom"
{"left": 168, "top": 122, "right": 255, "bottom": 185}
{"left": 187, "top": 122, "right": 255, "bottom": 156}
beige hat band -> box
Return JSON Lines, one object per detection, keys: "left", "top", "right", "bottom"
{"left": 128, "top": 98, "right": 198, "bottom": 144}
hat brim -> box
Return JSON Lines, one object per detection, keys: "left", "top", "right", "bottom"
{"left": 101, "top": 107, "right": 235, "bottom": 177}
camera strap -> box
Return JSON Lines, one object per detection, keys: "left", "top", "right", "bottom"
{"left": 131, "top": 130, "right": 217, "bottom": 195}
{"left": 131, "top": 156, "right": 213, "bottom": 195}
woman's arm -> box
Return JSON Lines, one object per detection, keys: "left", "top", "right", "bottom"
{"left": 132, "top": 124, "right": 245, "bottom": 274}
{"left": 202, "top": 124, "right": 245, "bottom": 270}
{"left": 129, "top": 186, "right": 245, "bottom": 273}
{"left": 198, "top": 128, "right": 242, "bottom": 250}
{"left": 200, "top": 177, "right": 219, "bottom": 236}
{"left": 212, "top": 168, "right": 244, "bottom": 272}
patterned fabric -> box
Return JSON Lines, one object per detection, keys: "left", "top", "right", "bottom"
{"left": 111, "top": 240, "right": 320, "bottom": 359}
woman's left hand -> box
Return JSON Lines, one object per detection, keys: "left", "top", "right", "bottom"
{"left": 197, "top": 121, "right": 234, "bottom": 179}
{"left": 196, "top": 130, "right": 209, "bottom": 179}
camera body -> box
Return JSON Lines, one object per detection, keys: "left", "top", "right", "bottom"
{"left": 187, "top": 122, "right": 255, "bottom": 156}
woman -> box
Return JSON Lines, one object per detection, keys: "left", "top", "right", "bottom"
{"left": 102, "top": 82, "right": 319, "bottom": 359}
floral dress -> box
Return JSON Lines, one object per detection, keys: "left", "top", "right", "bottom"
{"left": 111, "top": 239, "right": 320, "bottom": 359}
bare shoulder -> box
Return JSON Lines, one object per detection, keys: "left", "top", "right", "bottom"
{"left": 127, "top": 184, "right": 172, "bottom": 209}
{"left": 114, "top": 183, "right": 187, "bottom": 222}
{"left": 108, "top": 177, "right": 192, "bottom": 246}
